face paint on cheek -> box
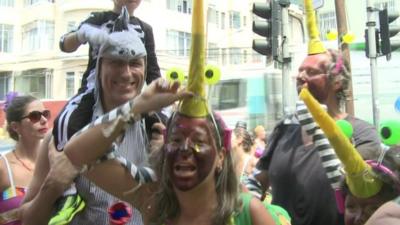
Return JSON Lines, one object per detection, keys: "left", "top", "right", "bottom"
{"left": 166, "top": 142, "right": 217, "bottom": 192}
{"left": 166, "top": 116, "right": 218, "bottom": 191}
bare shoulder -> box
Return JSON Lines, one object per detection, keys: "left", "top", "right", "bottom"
{"left": 0, "top": 152, "right": 11, "bottom": 191}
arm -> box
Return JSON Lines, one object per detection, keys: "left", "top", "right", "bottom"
{"left": 143, "top": 23, "right": 161, "bottom": 84}
{"left": 21, "top": 137, "right": 79, "bottom": 225}
{"left": 60, "top": 32, "right": 81, "bottom": 53}
{"left": 22, "top": 133, "right": 51, "bottom": 203}
{"left": 249, "top": 197, "right": 276, "bottom": 225}
{"left": 64, "top": 79, "right": 190, "bottom": 200}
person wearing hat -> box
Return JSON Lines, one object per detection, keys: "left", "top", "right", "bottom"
{"left": 244, "top": 0, "right": 381, "bottom": 225}
{"left": 19, "top": 27, "right": 180, "bottom": 225}
{"left": 27, "top": 1, "right": 278, "bottom": 224}
{"left": 54, "top": 0, "right": 162, "bottom": 155}
{"left": 299, "top": 87, "right": 400, "bottom": 225}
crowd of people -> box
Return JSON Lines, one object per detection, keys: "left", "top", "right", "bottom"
{"left": 0, "top": 0, "right": 399, "bottom": 225}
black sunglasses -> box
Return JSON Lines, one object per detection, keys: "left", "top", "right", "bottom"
{"left": 21, "top": 110, "right": 51, "bottom": 123}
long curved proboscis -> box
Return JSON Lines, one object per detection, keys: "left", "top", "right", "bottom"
{"left": 299, "top": 88, "right": 383, "bottom": 198}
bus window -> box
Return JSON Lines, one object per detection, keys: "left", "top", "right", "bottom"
{"left": 210, "top": 79, "right": 246, "bottom": 110}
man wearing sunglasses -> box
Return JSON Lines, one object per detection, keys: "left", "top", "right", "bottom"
{"left": 19, "top": 25, "right": 177, "bottom": 225}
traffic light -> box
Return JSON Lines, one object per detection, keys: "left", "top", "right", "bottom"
{"left": 379, "top": 8, "right": 400, "bottom": 60}
{"left": 252, "top": 1, "right": 280, "bottom": 62}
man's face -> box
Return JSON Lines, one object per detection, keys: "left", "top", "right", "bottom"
{"left": 296, "top": 53, "right": 331, "bottom": 103}
{"left": 114, "top": 0, "right": 142, "bottom": 14}
{"left": 100, "top": 57, "right": 145, "bottom": 110}
{"left": 165, "top": 115, "right": 219, "bottom": 192}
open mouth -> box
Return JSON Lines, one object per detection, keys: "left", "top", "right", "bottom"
{"left": 175, "top": 164, "right": 196, "bottom": 171}
{"left": 173, "top": 163, "right": 197, "bottom": 177}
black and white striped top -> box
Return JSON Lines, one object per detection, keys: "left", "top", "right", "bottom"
{"left": 70, "top": 118, "right": 148, "bottom": 225}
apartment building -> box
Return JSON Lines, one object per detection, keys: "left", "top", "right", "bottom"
{"left": 0, "top": 0, "right": 265, "bottom": 101}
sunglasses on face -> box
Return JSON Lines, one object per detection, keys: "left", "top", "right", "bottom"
{"left": 21, "top": 110, "right": 51, "bottom": 123}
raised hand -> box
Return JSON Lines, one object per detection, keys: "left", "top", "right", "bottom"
{"left": 133, "top": 78, "right": 192, "bottom": 115}
{"left": 76, "top": 23, "right": 109, "bottom": 46}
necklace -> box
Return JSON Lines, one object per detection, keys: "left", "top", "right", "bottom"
{"left": 12, "top": 150, "right": 33, "bottom": 172}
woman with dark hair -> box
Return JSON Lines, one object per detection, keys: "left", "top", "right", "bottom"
{"left": 0, "top": 95, "right": 50, "bottom": 224}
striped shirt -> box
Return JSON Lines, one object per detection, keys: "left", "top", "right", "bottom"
{"left": 70, "top": 120, "right": 149, "bottom": 225}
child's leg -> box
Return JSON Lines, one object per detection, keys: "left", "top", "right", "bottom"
{"left": 52, "top": 90, "right": 95, "bottom": 151}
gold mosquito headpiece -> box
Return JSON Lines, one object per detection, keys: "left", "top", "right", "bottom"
{"left": 305, "top": 0, "right": 326, "bottom": 55}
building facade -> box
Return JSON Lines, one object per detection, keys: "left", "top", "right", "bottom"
{"left": 0, "top": 0, "right": 267, "bottom": 101}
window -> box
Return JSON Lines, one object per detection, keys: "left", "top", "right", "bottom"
{"left": 67, "top": 21, "right": 76, "bottom": 32}
{"left": 167, "top": 0, "right": 192, "bottom": 14}
{"left": 229, "top": 11, "right": 241, "bottom": 29}
{"left": 24, "top": 0, "right": 54, "bottom": 6}
{"left": 166, "top": 30, "right": 191, "bottom": 57}
{"left": 243, "top": 16, "right": 247, "bottom": 27}
{"left": 22, "top": 20, "right": 54, "bottom": 52}
{"left": 15, "top": 69, "right": 52, "bottom": 99}
{"left": 318, "top": 11, "right": 337, "bottom": 41}
{"left": 221, "top": 48, "right": 227, "bottom": 65}
{"left": 229, "top": 47, "right": 241, "bottom": 65}
{"left": 374, "top": 0, "right": 396, "bottom": 11}
{"left": 208, "top": 43, "right": 219, "bottom": 63}
{"left": 0, "top": 24, "right": 13, "bottom": 53}
{"left": 208, "top": 7, "right": 218, "bottom": 24}
{"left": 0, "top": 0, "right": 14, "bottom": 7}
{"left": 212, "top": 80, "right": 242, "bottom": 110}
{"left": 243, "top": 49, "right": 248, "bottom": 63}
{"left": 0, "top": 72, "right": 11, "bottom": 100}
{"left": 221, "top": 12, "right": 226, "bottom": 29}
{"left": 66, "top": 72, "right": 75, "bottom": 98}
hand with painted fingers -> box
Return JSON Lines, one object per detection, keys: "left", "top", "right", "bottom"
{"left": 47, "top": 138, "right": 81, "bottom": 195}
{"left": 133, "top": 78, "right": 192, "bottom": 115}
{"left": 76, "top": 23, "right": 109, "bottom": 46}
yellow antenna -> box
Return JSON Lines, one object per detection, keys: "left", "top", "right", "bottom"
{"left": 305, "top": 0, "right": 326, "bottom": 54}
{"left": 179, "top": 0, "right": 208, "bottom": 117}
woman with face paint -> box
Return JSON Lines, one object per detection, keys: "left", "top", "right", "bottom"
{"left": 48, "top": 108, "right": 276, "bottom": 225}
{"left": 144, "top": 112, "right": 275, "bottom": 225}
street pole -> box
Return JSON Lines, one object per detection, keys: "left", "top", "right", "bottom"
{"left": 280, "top": 1, "right": 291, "bottom": 116}
{"left": 366, "top": 0, "right": 380, "bottom": 130}
{"left": 334, "top": 0, "right": 354, "bottom": 116}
